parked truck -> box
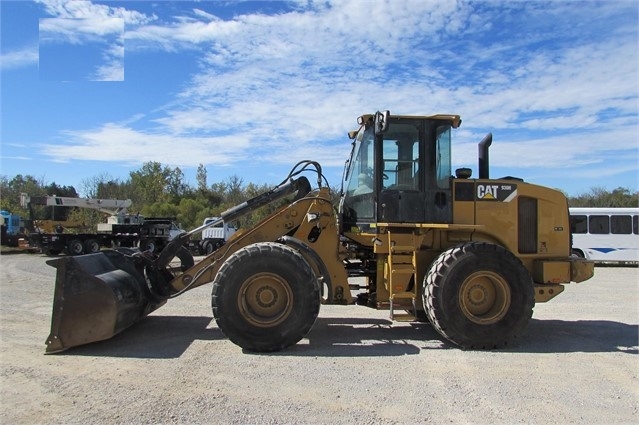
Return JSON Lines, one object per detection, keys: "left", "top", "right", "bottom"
{"left": 188, "top": 217, "right": 237, "bottom": 255}
{"left": 21, "top": 194, "right": 183, "bottom": 255}
{"left": 45, "top": 111, "right": 594, "bottom": 354}
{"left": 0, "top": 210, "right": 25, "bottom": 247}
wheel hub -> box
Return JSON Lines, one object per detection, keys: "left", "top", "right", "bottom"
{"left": 239, "top": 272, "right": 293, "bottom": 328}
{"left": 255, "top": 286, "right": 278, "bottom": 308}
{"left": 459, "top": 271, "right": 511, "bottom": 325}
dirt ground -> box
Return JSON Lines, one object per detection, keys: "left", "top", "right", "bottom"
{"left": 0, "top": 253, "right": 637, "bottom": 424}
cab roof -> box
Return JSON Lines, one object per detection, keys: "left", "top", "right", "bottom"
{"left": 358, "top": 113, "right": 462, "bottom": 129}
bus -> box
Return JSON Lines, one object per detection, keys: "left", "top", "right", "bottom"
{"left": 569, "top": 207, "right": 639, "bottom": 264}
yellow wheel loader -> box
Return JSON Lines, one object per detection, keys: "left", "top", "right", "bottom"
{"left": 45, "top": 111, "right": 594, "bottom": 353}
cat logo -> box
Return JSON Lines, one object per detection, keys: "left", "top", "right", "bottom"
{"left": 477, "top": 184, "right": 499, "bottom": 199}
{"left": 476, "top": 183, "right": 518, "bottom": 202}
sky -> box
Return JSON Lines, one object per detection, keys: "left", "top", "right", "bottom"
{"left": 1, "top": 0, "right": 638, "bottom": 198}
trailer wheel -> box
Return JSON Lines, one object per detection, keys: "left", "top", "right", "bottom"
{"left": 423, "top": 242, "right": 534, "bottom": 349}
{"left": 66, "top": 239, "right": 84, "bottom": 256}
{"left": 212, "top": 242, "right": 320, "bottom": 352}
{"left": 83, "top": 239, "right": 100, "bottom": 254}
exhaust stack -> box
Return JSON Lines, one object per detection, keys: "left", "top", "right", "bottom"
{"left": 478, "top": 133, "right": 492, "bottom": 179}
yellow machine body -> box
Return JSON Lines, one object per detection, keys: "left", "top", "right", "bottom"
{"left": 45, "top": 112, "right": 594, "bottom": 353}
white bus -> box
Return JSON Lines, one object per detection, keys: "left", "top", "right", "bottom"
{"left": 569, "top": 207, "right": 639, "bottom": 264}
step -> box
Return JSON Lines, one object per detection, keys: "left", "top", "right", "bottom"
{"left": 390, "top": 291, "right": 417, "bottom": 300}
{"left": 391, "top": 313, "right": 416, "bottom": 322}
{"left": 390, "top": 265, "right": 415, "bottom": 274}
{"left": 390, "top": 245, "right": 416, "bottom": 253}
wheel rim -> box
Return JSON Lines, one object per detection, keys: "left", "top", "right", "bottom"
{"left": 458, "top": 271, "right": 511, "bottom": 325}
{"left": 238, "top": 272, "right": 293, "bottom": 328}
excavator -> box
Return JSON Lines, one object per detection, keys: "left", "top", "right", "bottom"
{"left": 45, "top": 111, "right": 594, "bottom": 353}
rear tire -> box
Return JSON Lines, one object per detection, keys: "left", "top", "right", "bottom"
{"left": 423, "top": 242, "right": 534, "bottom": 349}
{"left": 212, "top": 242, "right": 320, "bottom": 352}
{"left": 66, "top": 239, "right": 84, "bottom": 256}
{"left": 84, "top": 239, "right": 100, "bottom": 254}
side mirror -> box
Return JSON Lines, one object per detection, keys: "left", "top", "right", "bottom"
{"left": 374, "top": 110, "right": 390, "bottom": 134}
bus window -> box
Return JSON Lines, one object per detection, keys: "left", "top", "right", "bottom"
{"left": 589, "top": 215, "right": 609, "bottom": 234}
{"left": 611, "top": 215, "right": 632, "bottom": 234}
{"left": 634, "top": 215, "right": 638, "bottom": 235}
{"left": 570, "top": 215, "right": 588, "bottom": 234}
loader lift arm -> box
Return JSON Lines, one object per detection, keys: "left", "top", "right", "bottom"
{"left": 45, "top": 161, "right": 350, "bottom": 353}
{"left": 151, "top": 159, "right": 349, "bottom": 302}
{"left": 148, "top": 173, "right": 313, "bottom": 296}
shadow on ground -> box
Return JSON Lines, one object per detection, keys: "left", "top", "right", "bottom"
{"left": 514, "top": 318, "right": 638, "bottom": 354}
{"left": 266, "top": 317, "right": 638, "bottom": 357}
{"left": 57, "top": 315, "right": 638, "bottom": 358}
{"left": 59, "top": 316, "right": 220, "bottom": 359}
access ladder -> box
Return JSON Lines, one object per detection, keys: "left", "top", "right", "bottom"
{"left": 387, "top": 230, "right": 418, "bottom": 322}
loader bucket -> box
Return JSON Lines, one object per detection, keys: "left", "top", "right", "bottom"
{"left": 45, "top": 250, "right": 166, "bottom": 353}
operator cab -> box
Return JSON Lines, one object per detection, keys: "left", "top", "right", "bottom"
{"left": 340, "top": 111, "right": 461, "bottom": 231}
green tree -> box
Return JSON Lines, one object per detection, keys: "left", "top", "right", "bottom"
{"left": 143, "top": 201, "right": 179, "bottom": 219}
{"left": 80, "top": 173, "right": 131, "bottom": 201}
{"left": 568, "top": 186, "right": 638, "bottom": 207}
{"left": 166, "top": 167, "right": 190, "bottom": 203}
{"left": 129, "top": 161, "right": 171, "bottom": 206}
{"left": 196, "top": 164, "right": 207, "bottom": 192}
{"left": 96, "top": 179, "right": 132, "bottom": 201}
{"left": 0, "top": 174, "right": 45, "bottom": 215}
{"left": 225, "top": 175, "right": 244, "bottom": 205}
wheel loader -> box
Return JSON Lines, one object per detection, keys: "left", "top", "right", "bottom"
{"left": 45, "top": 111, "right": 594, "bottom": 353}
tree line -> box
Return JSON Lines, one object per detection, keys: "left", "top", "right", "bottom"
{"left": 0, "top": 162, "right": 291, "bottom": 233}
{"left": 1, "top": 161, "right": 637, "bottom": 234}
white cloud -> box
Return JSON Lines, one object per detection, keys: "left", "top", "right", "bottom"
{"left": 90, "top": 40, "right": 124, "bottom": 81}
{"left": 91, "top": 61, "right": 124, "bottom": 81}
{"left": 42, "top": 124, "right": 250, "bottom": 167}
{"left": 27, "top": 0, "right": 638, "bottom": 189}
{"left": 39, "top": 17, "right": 124, "bottom": 44}
{"left": 38, "top": 17, "right": 124, "bottom": 81}
{"left": 36, "top": 0, "right": 156, "bottom": 25}
{"left": 452, "top": 126, "right": 639, "bottom": 170}
{"left": 0, "top": 46, "right": 39, "bottom": 70}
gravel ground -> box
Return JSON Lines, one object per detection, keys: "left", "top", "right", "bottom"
{"left": 0, "top": 253, "right": 637, "bottom": 424}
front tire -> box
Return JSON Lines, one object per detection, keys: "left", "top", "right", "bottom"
{"left": 423, "top": 242, "right": 534, "bottom": 349}
{"left": 140, "top": 239, "right": 157, "bottom": 253}
{"left": 212, "top": 242, "right": 320, "bottom": 352}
